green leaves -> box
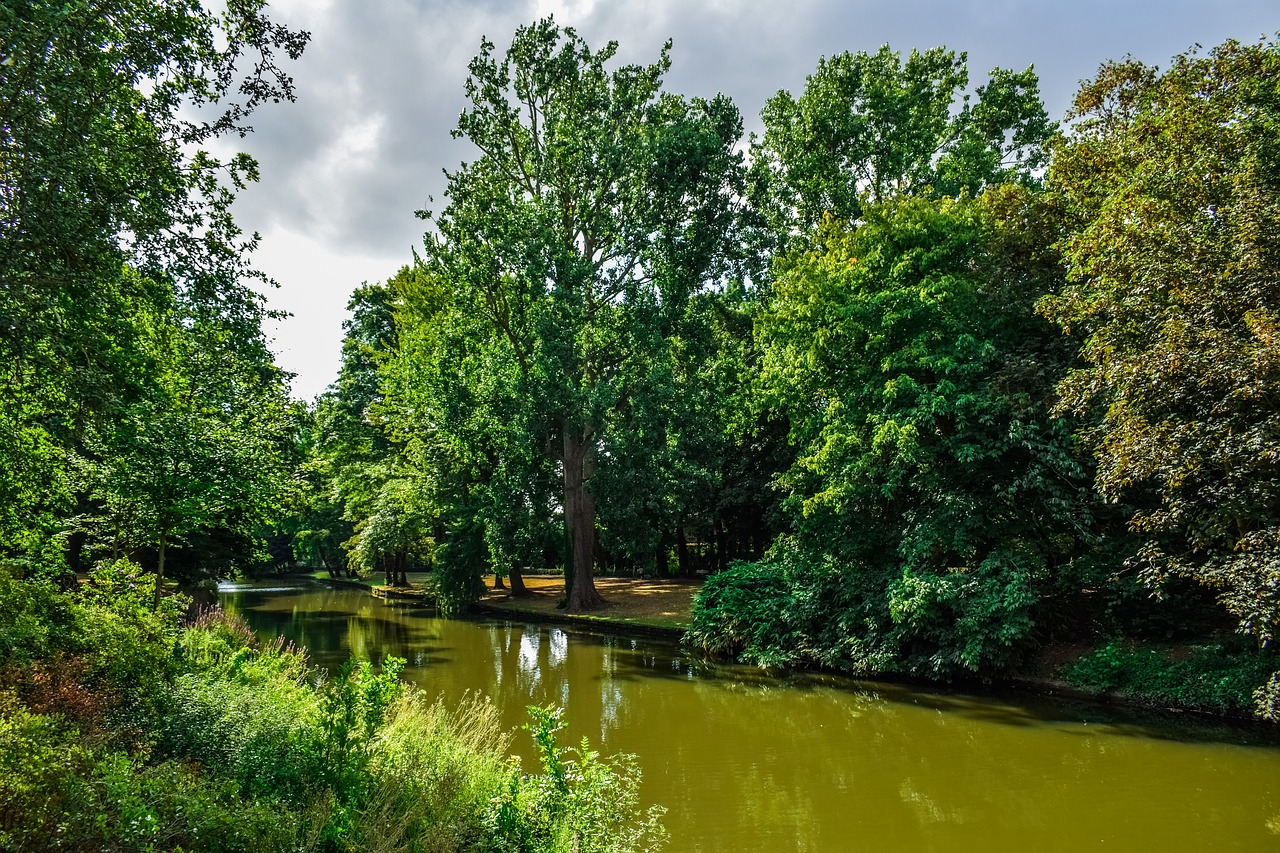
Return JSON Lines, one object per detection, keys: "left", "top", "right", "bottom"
{"left": 0, "top": 0, "right": 307, "bottom": 557}
{"left": 1041, "top": 38, "right": 1280, "bottom": 657}
{"left": 746, "top": 189, "right": 1087, "bottom": 675}
{"left": 413, "top": 18, "right": 748, "bottom": 607}
{"left": 749, "top": 45, "right": 1054, "bottom": 249}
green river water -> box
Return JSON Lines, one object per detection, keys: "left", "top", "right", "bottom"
{"left": 220, "top": 579, "right": 1280, "bottom": 852}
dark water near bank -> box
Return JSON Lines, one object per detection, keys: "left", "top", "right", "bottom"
{"left": 220, "top": 580, "right": 1280, "bottom": 852}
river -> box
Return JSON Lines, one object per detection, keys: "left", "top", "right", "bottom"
{"left": 219, "top": 579, "right": 1280, "bottom": 852}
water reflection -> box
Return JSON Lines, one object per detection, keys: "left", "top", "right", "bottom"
{"left": 222, "top": 580, "right": 1280, "bottom": 853}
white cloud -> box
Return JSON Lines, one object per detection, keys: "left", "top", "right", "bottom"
{"left": 229, "top": 0, "right": 1278, "bottom": 400}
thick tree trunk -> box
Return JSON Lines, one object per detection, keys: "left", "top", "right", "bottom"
{"left": 509, "top": 563, "right": 530, "bottom": 596}
{"left": 493, "top": 573, "right": 506, "bottom": 590}
{"left": 563, "top": 427, "right": 605, "bottom": 611}
{"left": 676, "top": 523, "right": 689, "bottom": 577}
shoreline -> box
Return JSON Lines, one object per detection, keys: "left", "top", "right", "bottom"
{"left": 296, "top": 572, "right": 1272, "bottom": 727}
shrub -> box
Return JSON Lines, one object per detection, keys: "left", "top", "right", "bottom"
{"left": 1061, "top": 639, "right": 1280, "bottom": 715}
{"left": 487, "top": 706, "right": 667, "bottom": 853}
{"left": 687, "top": 559, "right": 801, "bottom": 667}
{"left": 161, "top": 613, "right": 322, "bottom": 804}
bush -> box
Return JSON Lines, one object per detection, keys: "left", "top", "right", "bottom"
{"left": 0, "top": 569, "right": 68, "bottom": 666}
{"left": 1061, "top": 638, "right": 1280, "bottom": 715}
{"left": 686, "top": 559, "right": 801, "bottom": 667}
{"left": 0, "top": 703, "right": 293, "bottom": 853}
{"left": 487, "top": 706, "right": 667, "bottom": 853}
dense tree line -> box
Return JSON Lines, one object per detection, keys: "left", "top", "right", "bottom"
{"left": 299, "top": 24, "right": 1280, "bottom": 718}
{"left": 1, "top": 0, "right": 307, "bottom": 587}
{"left": 1, "top": 4, "right": 670, "bottom": 851}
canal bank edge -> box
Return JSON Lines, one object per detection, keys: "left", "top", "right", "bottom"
{"left": 326, "top": 575, "right": 1274, "bottom": 725}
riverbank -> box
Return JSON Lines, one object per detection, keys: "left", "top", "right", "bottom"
{"left": 307, "top": 571, "right": 1274, "bottom": 722}
{"left": 477, "top": 575, "right": 695, "bottom": 639}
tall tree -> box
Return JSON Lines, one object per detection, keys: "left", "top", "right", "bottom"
{"left": 1040, "top": 39, "right": 1280, "bottom": 708}
{"left": 0, "top": 0, "right": 308, "bottom": 554}
{"left": 421, "top": 18, "right": 745, "bottom": 610}
{"left": 755, "top": 189, "right": 1087, "bottom": 675}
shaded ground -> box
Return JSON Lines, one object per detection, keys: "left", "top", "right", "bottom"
{"left": 480, "top": 575, "right": 698, "bottom": 633}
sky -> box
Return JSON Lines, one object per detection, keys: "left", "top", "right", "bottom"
{"left": 224, "top": 0, "right": 1278, "bottom": 401}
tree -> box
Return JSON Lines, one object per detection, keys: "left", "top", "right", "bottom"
{"left": 749, "top": 45, "right": 1054, "bottom": 251}
{"left": 0, "top": 0, "right": 307, "bottom": 554}
{"left": 421, "top": 18, "right": 745, "bottom": 610}
{"left": 1040, "top": 39, "right": 1280, "bottom": 705}
{"left": 753, "top": 189, "right": 1088, "bottom": 675}
{"left": 77, "top": 296, "right": 301, "bottom": 603}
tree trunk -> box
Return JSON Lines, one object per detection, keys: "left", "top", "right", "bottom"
{"left": 509, "top": 563, "right": 530, "bottom": 596}
{"left": 152, "top": 535, "right": 167, "bottom": 612}
{"left": 493, "top": 573, "right": 506, "bottom": 590}
{"left": 676, "top": 523, "right": 689, "bottom": 577}
{"left": 716, "top": 519, "right": 728, "bottom": 573}
{"left": 563, "top": 427, "right": 605, "bottom": 611}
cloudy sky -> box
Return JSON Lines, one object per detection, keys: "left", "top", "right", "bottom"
{"left": 227, "top": 0, "right": 1277, "bottom": 400}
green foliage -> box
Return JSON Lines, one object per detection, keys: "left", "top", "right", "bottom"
{"left": 355, "top": 694, "right": 513, "bottom": 852}
{"left": 161, "top": 622, "right": 321, "bottom": 803}
{"left": 0, "top": 569, "right": 68, "bottom": 666}
{"left": 687, "top": 560, "right": 804, "bottom": 668}
{"left": 1061, "top": 640, "right": 1280, "bottom": 715}
{"left": 0, "top": 0, "right": 307, "bottom": 553}
{"left": 1040, "top": 38, "right": 1280, "bottom": 714}
{"left": 1, "top": 567, "right": 670, "bottom": 851}
{"left": 417, "top": 17, "right": 747, "bottom": 610}
{"left": 0, "top": 705, "right": 293, "bottom": 853}
{"left": 728, "top": 190, "right": 1091, "bottom": 678}
{"left": 75, "top": 561, "right": 187, "bottom": 712}
{"left": 1041, "top": 38, "right": 1280, "bottom": 637}
{"left": 487, "top": 706, "right": 667, "bottom": 853}
{"left": 749, "top": 44, "right": 1054, "bottom": 247}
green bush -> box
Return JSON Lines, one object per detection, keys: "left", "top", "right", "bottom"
{"left": 0, "top": 569, "right": 68, "bottom": 666}
{"left": 0, "top": 703, "right": 293, "bottom": 853}
{"left": 686, "top": 559, "right": 801, "bottom": 667}
{"left": 1062, "top": 639, "right": 1280, "bottom": 714}
{"left": 487, "top": 706, "right": 667, "bottom": 853}
{"left": 688, "top": 541, "right": 1040, "bottom": 678}
{"left": 1, "top": 570, "right": 670, "bottom": 853}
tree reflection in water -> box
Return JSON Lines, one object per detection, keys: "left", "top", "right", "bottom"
{"left": 222, "top": 581, "right": 1280, "bottom": 853}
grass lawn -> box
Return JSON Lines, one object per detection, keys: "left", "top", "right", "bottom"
{"left": 479, "top": 575, "right": 698, "bottom": 633}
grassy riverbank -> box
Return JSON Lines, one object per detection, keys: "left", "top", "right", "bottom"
{"left": 1, "top": 563, "right": 668, "bottom": 852}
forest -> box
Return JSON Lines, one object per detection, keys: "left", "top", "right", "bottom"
{"left": 2, "top": 0, "right": 1279, "bottom": 849}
